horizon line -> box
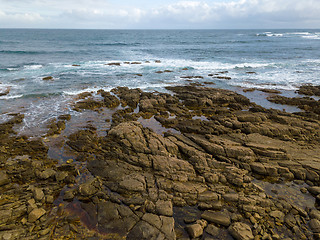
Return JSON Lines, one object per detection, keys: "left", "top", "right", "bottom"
{"left": 1, "top": 27, "right": 320, "bottom": 31}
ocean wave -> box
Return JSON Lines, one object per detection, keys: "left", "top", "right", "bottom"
{"left": 92, "top": 42, "right": 139, "bottom": 47}
{"left": 63, "top": 86, "right": 113, "bottom": 96}
{"left": 0, "top": 50, "right": 48, "bottom": 55}
{"left": 0, "top": 94, "right": 23, "bottom": 100}
{"left": 24, "top": 64, "right": 43, "bottom": 70}
{"left": 301, "top": 35, "right": 320, "bottom": 40}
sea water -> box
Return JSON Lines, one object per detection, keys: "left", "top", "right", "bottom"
{"left": 1, "top": 29, "right": 320, "bottom": 132}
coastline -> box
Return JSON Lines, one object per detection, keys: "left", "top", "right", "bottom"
{"left": 1, "top": 84, "right": 320, "bottom": 239}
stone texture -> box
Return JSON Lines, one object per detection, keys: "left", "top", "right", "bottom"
{"left": 201, "top": 211, "right": 231, "bottom": 227}
{"left": 228, "top": 222, "right": 254, "bottom": 240}
{"left": 28, "top": 208, "right": 46, "bottom": 223}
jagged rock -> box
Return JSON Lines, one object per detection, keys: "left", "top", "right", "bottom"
{"left": 269, "top": 210, "right": 285, "bottom": 222}
{"left": 28, "top": 208, "right": 46, "bottom": 223}
{"left": 38, "top": 169, "right": 56, "bottom": 179}
{"left": 33, "top": 187, "right": 45, "bottom": 201}
{"left": 78, "top": 178, "right": 100, "bottom": 197}
{"left": 228, "top": 222, "right": 254, "bottom": 240}
{"left": 0, "top": 171, "right": 10, "bottom": 186}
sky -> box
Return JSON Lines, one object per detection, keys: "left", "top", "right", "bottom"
{"left": 1, "top": 0, "right": 320, "bottom": 29}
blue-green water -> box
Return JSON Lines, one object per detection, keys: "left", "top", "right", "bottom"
{"left": 1, "top": 29, "right": 320, "bottom": 132}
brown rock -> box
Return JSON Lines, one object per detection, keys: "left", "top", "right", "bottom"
{"left": 0, "top": 171, "right": 10, "bottom": 186}
{"left": 28, "top": 208, "right": 46, "bottom": 223}
{"left": 186, "top": 224, "right": 203, "bottom": 238}
{"left": 228, "top": 222, "right": 254, "bottom": 240}
{"left": 201, "top": 211, "right": 231, "bottom": 227}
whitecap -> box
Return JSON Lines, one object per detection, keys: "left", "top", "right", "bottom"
{"left": 6, "top": 67, "right": 19, "bottom": 71}
{"left": 0, "top": 94, "right": 23, "bottom": 100}
{"left": 302, "top": 35, "right": 320, "bottom": 40}
{"left": 24, "top": 64, "right": 43, "bottom": 70}
{"left": 63, "top": 86, "right": 113, "bottom": 96}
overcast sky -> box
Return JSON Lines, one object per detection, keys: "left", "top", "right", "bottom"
{"left": 1, "top": 0, "right": 320, "bottom": 29}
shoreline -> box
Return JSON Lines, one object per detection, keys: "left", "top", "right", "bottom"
{"left": 1, "top": 84, "right": 320, "bottom": 239}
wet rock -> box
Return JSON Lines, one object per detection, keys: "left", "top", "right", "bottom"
{"left": 186, "top": 223, "right": 203, "bottom": 238}
{"left": 205, "top": 224, "right": 220, "bottom": 236}
{"left": 67, "top": 129, "right": 98, "bottom": 152}
{"left": 297, "top": 85, "right": 320, "bottom": 96}
{"left": 97, "top": 201, "right": 140, "bottom": 236}
{"left": 228, "top": 222, "right": 254, "bottom": 240}
{"left": 74, "top": 98, "right": 103, "bottom": 110}
{"left": 38, "top": 169, "right": 56, "bottom": 180}
{"left": 0, "top": 87, "right": 10, "bottom": 96}
{"left": 107, "top": 62, "right": 121, "bottom": 66}
{"left": 28, "top": 208, "right": 46, "bottom": 223}
{"left": 0, "top": 171, "right": 10, "bottom": 186}
{"left": 42, "top": 76, "right": 53, "bottom": 80}
{"left": 201, "top": 210, "right": 231, "bottom": 227}
{"left": 78, "top": 178, "right": 100, "bottom": 197}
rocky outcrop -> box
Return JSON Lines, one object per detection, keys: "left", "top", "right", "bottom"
{"left": 1, "top": 85, "right": 320, "bottom": 239}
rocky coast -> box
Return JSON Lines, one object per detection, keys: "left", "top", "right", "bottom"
{"left": 1, "top": 84, "right": 320, "bottom": 239}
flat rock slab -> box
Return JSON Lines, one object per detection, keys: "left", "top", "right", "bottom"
{"left": 201, "top": 210, "right": 231, "bottom": 227}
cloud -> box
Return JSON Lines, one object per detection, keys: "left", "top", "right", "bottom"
{"left": 0, "top": 10, "right": 43, "bottom": 27}
{"left": 0, "top": 0, "right": 320, "bottom": 28}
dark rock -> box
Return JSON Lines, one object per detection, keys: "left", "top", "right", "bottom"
{"left": 42, "top": 76, "right": 53, "bottom": 80}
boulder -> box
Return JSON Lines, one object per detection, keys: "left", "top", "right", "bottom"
{"left": 310, "top": 219, "right": 320, "bottom": 233}
{"left": 0, "top": 171, "right": 10, "bottom": 186}
{"left": 28, "top": 208, "right": 46, "bottom": 223}
{"left": 186, "top": 223, "right": 203, "bottom": 238}
{"left": 228, "top": 222, "right": 254, "bottom": 240}
{"left": 201, "top": 210, "right": 231, "bottom": 227}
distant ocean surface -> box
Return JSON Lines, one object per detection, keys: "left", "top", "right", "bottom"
{"left": 1, "top": 29, "right": 320, "bottom": 132}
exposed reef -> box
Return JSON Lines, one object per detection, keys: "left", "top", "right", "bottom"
{"left": 1, "top": 85, "right": 320, "bottom": 239}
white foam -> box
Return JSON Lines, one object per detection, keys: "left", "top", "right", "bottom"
{"left": 24, "top": 65, "right": 43, "bottom": 70}
{"left": 302, "top": 35, "right": 320, "bottom": 40}
{"left": 7, "top": 67, "right": 19, "bottom": 71}
{"left": 266, "top": 33, "right": 283, "bottom": 37}
{"left": 0, "top": 94, "right": 23, "bottom": 100}
{"left": 63, "top": 86, "right": 113, "bottom": 96}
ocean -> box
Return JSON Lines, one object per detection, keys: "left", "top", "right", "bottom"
{"left": 1, "top": 29, "right": 320, "bottom": 134}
